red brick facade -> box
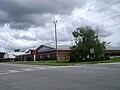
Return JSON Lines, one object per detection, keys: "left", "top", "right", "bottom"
{"left": 105, "top": 50, "right": 120, "bottom": 54}
{"left": 35, "top": 50, "right": 71, "bottom": 60}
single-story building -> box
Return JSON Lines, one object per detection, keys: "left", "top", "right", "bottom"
{"left": 36, "top": 45, "right": 71, "bottom": 60}
{"left": 105, "top": 47, "right": 120, "bottom": 56}
{"left": 4, "top": 45, "right": 120, "bottom": 61}
{"left": 11, "top": 45, "right": 71, "bottom": 61}
{"left": 15, "top": 48, "right": 36, "bottom": 61}
{"left": 3, "top": 52, "right": 26, "bottom": 61}
{"left": 4, "top": 52, "right": 15, "bottom": 61}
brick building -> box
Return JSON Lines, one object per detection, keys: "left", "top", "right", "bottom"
{"left": 8, "top": 45, "right": 120, "bottom": 61}
{"left": 36, "top": 45, "right": 71, "bottom": 60}
{"left": 105, "top": 46, "right": 120, "bottom": 56}
{"left": 14, "top": 45, "right": 71, "bottom": 61}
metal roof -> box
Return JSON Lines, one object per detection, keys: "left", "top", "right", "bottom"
{"left": 48, "top": 45, "right": 71, "bottom": 50}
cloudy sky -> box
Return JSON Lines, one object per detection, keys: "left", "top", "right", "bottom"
{"left": 0, "top": 0, "right": 120, "bottom": 52}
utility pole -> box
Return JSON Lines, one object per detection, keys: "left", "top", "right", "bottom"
{"left": 103, "top": 42, "right": 111, "bottom": 60}
{"left": 53, "top": 20, "right": 58, "bottom": 61}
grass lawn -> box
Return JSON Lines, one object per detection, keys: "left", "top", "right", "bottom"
{"left": 4, "top": 57, "right": 120, "bottom": 66}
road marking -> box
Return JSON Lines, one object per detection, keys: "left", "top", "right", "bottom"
{"left": 1, "top": 65, "right": 119, "bottom": 75}
{"left": 33, "top": 67, "right": 48, "bottom": 70}
{"left": 22, "top": 68, "right": 34, "bottom": 71}
{"left": 8, "top": 70, "right": 19, "bottom": 73}
{"left": 0, "top": 66, "right": 77, "bottom": 75}
{"left": 0, "top": 66, "right": 60, "bottom": 75}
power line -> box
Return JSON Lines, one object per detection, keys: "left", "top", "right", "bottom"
{"left": 55, "top": 22, "right": 120, "bottom": 44}
{"left": 41, "top": 0, "right": 120, "bottom": 43}
{"left": 76, "top": 0, "right": 103, "bottom": 12}
{"left": 45, "top": 14, "right": 120, "bottom": 41}
{"left": 90, "top": 14, "right": 120, "bottom": 26}
{"left": 59, "top": 0, "right": 103, "bottom": 21}
{"left": 57, "top": 22, "right": 120, "bottom": 37}
{"left": 39, "top": 21, "right": 120, "bottom": 44}
{"left": 59, "top": 0, "right": 120, "bottom": 21}
{"left": 77, "top": 0, "right": 120, "bottom": 18}
{"left": 102, "top": 22, "right": 120, "bottom": 29}
{"left": 47, "top": 1, "right": 120, "bottom": 35}
{"left": 44, "top": 20, "right": 120, "bottom": 43}
{"left": 43, "top": 22, "right": 120, "bottom": 45}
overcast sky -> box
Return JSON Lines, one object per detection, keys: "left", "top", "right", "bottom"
{"left": 0, "top": 0, "right": 120, "bottom": 52}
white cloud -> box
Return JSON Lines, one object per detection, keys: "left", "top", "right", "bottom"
{"left": 0, "top": 0, "right": 120, "bottom": 52}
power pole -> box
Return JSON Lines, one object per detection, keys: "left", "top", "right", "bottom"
{"left": 53, "top": 21, "right": 58, "bottom": 61}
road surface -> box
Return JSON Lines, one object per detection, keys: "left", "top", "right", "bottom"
{"left": 0, "top": 63, "right": 120, "bottom": 90}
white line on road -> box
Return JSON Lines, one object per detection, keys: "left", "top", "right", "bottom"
{"left": 8, "top": 70, "right": 19, "bottom": 73}
{"left": 22, "top": 68, "right": 35, "bottom": 71}
{"left": 0, "top": 66, "right": 82, "bottom": 75}
{"left": 0, "top": 66, "right": 66, "bottom": 75}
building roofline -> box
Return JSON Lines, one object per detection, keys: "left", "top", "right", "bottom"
{"left": 36, "top": 45, "right": 54, "bottom": 51}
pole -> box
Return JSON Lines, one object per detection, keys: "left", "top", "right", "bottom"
{"left": 53, "top": 21, "right": 58, "bottom": 61}
{"left": 34, "top": 54, "right": 36, "bottom": 62}
{"left": 104, "top": 42, "right": 111, "bottom": 60}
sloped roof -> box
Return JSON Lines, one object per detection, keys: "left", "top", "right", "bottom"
{"left": 36, "top": 45, "right": 71, "bottom": 53}
{"left": 13, "top": 52, "right": 30, "bottom": 56}
{"left": 49, "top": 45, "right": 70, "bottom": 50}
{"left": 36, "top": 45, "right": 54, "bottom": 51}
{"left": 4, "top": 53, "right": 15, "bottom": 59}
{"left": 36, "top": 45, "right": 54, "bottom": 52}
{"left": 26, "top": 48, "right": 36, "bottom": 53}
{"left": 13, "top": 52, "right": 26, "bottom": 55}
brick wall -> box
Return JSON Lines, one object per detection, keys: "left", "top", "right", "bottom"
{"left": 58, "top": 53, "right": 70, "bottom": 60}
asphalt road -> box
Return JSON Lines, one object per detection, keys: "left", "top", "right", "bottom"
{"left": 0, "top": 63, "right": 120, "bottom": 90}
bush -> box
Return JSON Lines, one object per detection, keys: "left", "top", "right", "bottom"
{"left": 118, "top": 52, "right": 120, "bottom": 56}
{"left": 69, "top": 56, "right": 77, "bottom": 63}
{"left": 69, "top": 56, "right": 84, "bottom": 63}
{"left": 105, "top": 56, "right": 110, "bottom": 60}
{"left": 100, "top": 56, "right": 110, "bottom": 60}
{"left": 26, "top": 56, "right": 33, "bottom": 61}
{"left": 0, "top": 58, "right": 3, "bottom": 62}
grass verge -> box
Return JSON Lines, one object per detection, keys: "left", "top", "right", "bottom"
{"left": 4, "top": 57, "right": 120, "bottom": 66}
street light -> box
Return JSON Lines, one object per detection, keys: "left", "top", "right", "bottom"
{"left": 53, "top": 20, "right": 58, "bottom": 61}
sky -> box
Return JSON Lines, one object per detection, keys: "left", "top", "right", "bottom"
{"left": 0, "top": 0, "right": 120, "bottom": 52}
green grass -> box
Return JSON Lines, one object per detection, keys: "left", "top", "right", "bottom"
{"left": 100, "top": 57, "right": 120, "bottom": 63}
{"left": 4, "top": 57, "right": 120, "bottom": 66}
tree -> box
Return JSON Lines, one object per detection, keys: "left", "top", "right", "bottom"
{"left": 70, "top": 26, "right": 106, "bottom": 62}
{"left": 0, "top": 52, "right": 5, "bottom": 61}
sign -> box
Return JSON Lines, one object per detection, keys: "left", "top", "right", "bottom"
{"left": 31, "top": 51, "right": 38, "bottom": 55}
{"left": 31, "top": 50, "right": 38, "bottom": 62}
{"left": 90, "top": 48, "right": 94, "bottom": 53}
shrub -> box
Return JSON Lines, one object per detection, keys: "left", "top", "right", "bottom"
{"left": 69, "top": 56, "right": 77, "bottom": 63}
{"left": 26, "top": 56, "right": 33, "bottom": 61}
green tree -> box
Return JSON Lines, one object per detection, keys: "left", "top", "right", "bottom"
{"left": 70, "top": 26, "right": 106, "bottom": 62}
{"left": 0, "top": 52, "right": 5, "bottom": 61}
